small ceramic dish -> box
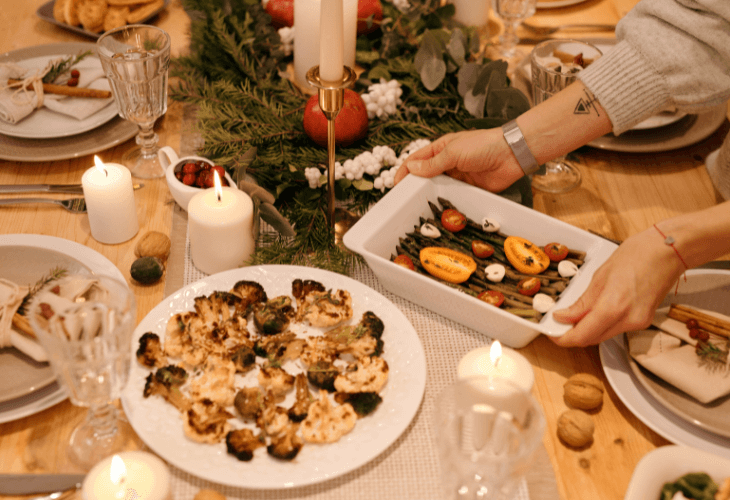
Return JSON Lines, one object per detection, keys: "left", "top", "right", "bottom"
{"left": 159, "top": 146, "right": 237, "bottom": 211}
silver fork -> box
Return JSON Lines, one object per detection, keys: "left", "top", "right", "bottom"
{"left": 0, "top": 197, "right": 87, "bottom": 213}
{"left": 521, "top": 22, "right": 615, "bottom": 36}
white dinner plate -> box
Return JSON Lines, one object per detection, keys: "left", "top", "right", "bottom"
{"left": 624, "top": 445, "right": 730, "bottom": 500}
{"left": 122, "top": 265, "right": 428, "bottom": 489}
{"left": 0, "top": 43, "right": 117, "bottom": 139}
{"left": 600, "top": 335, "right": 730, "bottom": 460}
{"left": 0, "top": 234, "right": 125, "bottom": 421}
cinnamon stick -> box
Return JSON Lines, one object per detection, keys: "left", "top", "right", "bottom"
{"left": 7, "top": 79, "right": 112, "bottom": 99}
{"left": 667, "top": 303, "right": 730, "bottom": 339}
{"left": 12, "top": 313, "right": 36, "bottom": 339}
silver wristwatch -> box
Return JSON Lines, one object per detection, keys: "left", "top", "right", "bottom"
{"left": 501, "top": 120, "right": 539, "bottom": 176}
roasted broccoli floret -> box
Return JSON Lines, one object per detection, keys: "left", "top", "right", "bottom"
{"left": 253, "top": 296, "right": 294, "bottom": 335}
{"left": 359, "top": 311, "right": 384, "bottom": 339}
{"left": 136, "top": 332, "right": 166, "bottom": 368}
{"left": 225, "top": 428, "right": 265, "bottom": 461}
{"left": 231, "top": 345, "right": 256, "bottom": 373}
{"left": 143, "top": 365, "right": 189, "bottom": 412}
{"left": 335, "top": 392, "right": 383, "bottom": 417}
{"left": 307, "top": 360, "right": 339, "bottom": 392}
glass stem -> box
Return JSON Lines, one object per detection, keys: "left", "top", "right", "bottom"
{"left": 86, "top": 402, "right": 119, "bottom": 442}
{"left": 135, "top": 122, "right": 159, "bottom": 159}
{"left": 500, "top": 21, "right": 520, "bottom": 54}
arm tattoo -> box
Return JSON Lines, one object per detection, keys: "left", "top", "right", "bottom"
{"left": 573, "top": 88, "right": 601, "bottom": 117}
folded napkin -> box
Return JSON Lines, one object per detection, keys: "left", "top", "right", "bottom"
{"left": 0, "top": 58, "right": 114, "bottom": 125}
{"left": 627, "top": 306, "right": 730, "bottom": 404}
{"left": 0, "top": 278, "right": 47, "bottom": 362}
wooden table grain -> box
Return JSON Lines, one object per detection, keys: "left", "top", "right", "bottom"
{"left": 1, "top": 1, "right": 728, "bottom": 499}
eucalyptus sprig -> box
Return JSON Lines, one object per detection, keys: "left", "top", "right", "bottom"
{"left": 42, "top": 50, "right": 92, "bottom": 84}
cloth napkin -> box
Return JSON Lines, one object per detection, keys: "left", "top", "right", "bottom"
{"left": 0, "top": 279, "right": 47, "bottom": 362}
{"left": 626, "top": 306, "right": 730, "bottom": 404}
{"left": 0, "top": 58, "right": 114, "bottom": 125}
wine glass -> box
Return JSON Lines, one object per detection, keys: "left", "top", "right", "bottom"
{"left": 97, "top": 25, "right": 171, "bottom": 179}
{"left": 28, "top": 273, "right": 139, "bottom": 470}
{"left": 491, "top": 0, "right": 537, "bottom": 59}
{"left": 530, "top": 39, "right": 603, "bottom": 193}
{"left": 433, "top": 376, "right": 545, "bottom": 499}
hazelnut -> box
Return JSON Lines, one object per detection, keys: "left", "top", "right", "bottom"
{"left": 557, "top": 409, "right": 594, "bottom": 448}
{"left": 563, "top": 373, "right": 604, "bottom": 410}
{"left": 135, "top": 231, "right": 171, "bottom": 262}
{"left": 193, "top": 490, "right": 226, "bottom": 500}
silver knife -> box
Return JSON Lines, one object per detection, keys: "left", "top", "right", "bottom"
{"left": 0, "top": 184, "right": 144, "bottom": 195}
{"left": 0, "top": 474, "right": 86, "bottom": 495}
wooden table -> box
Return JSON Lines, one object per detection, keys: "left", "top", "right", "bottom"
{"left": 1, "top": 1, "right": 728, "bottom": 499}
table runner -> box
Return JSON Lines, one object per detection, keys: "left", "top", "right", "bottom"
{"left": 157, "top": 114, "right": 561, "bottom": 500}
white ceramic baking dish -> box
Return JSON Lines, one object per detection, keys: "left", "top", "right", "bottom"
{"left": 343, "top": 174, "right": 618, "bottom": 347}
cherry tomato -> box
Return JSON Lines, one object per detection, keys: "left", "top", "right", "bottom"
{"left": 477, "top": 290, "right": 505, "bottom": 307}
{"left": 471, "top": 240, "right": 495, "bottom": 259}
{"left": 441, "top": 208, "right": 467, "bottom": 232}
{"left": 544, "top": 242, "right": 569, "bottom": 262}
{"left": 393, "top": 254, "right": 415, "bottom": 270}
{"left": 517, "top": 277, "right": 541, "bottom": 296}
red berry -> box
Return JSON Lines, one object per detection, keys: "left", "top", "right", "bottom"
{"left": 67, "top": 77, "right": 79, "bottom": 87}
{"left": 685, "top": 319, "right": 699, "bottom": 329}
{"left": 697, "top": 330, "right": 710, "bottom": 342}
{"left": 181, "top": 173, "right": 197, "bottom": 186}
{"left": 688, "top": 328, "right": 700, "bottom": 339}
{"left": 70, "top": 69, "right": 80, "bottom": 78}
{"left": 182, "top": 162, "right": 200, "bottom": 174}
{"left": 211, "top": 166, "right": 226, "bottom": 180}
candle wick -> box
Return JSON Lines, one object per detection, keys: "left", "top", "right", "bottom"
{"left": 104, "top": 168, "right": 108, "bottom": 177}
{"left": 217, "top": 192, "right": 221, "bottom": 202}
{"left": 494, "top": 357, "right": 501, "bottom": 369}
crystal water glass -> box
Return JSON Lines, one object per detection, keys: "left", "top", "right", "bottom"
{"left": 28, "top": 274, "right": 138, "bottom": 470}
{"left": 530, "top": 39, "right": 603, "bottom": 193}
{"left": 491, "top": 0, "right": 537, "bottom": 59}
{"left": 97, "top": 25, "right": 171, "bottom": 179}
{"left": 434, "top": 376, "right": 546, "bottom": 500}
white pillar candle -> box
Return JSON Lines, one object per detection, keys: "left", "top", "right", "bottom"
{"left": 81, "top": 156, "right": 139, "bottom": 244}
{"left": 319, "top": 0, "right": 344, "bottom": 81}
{"left": 457, "top": 341, "right": 535, "bottom": 392}
{"left": 451, "top": 0, "right": 490, "bottom": 27}
{"left": 81, "top": 451, "right": 170, "bottom": 500}
{"left": 293, "top": 0, "right": 357, "bottom": 91}
{"left": 187, "top": 173, "right": 255, "bottom": 275}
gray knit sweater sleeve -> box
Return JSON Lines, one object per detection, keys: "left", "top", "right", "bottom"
{"left": 578, "top": 0, "right": 730, "bottom": 135}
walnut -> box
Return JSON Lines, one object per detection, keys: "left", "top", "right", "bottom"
{"left": 135, "top": 231, "right": 171, "bottom": 262}
{"left": 563, "top": 373, "right": 604, "bottom": 410}
{"left": 557, "top": 409, "right": 594, "bottom": 448}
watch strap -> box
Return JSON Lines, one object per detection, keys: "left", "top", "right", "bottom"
{"left": 502, "top": 120, "right": 539, "bottom": 176}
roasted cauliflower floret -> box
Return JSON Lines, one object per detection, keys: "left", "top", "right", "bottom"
{"left": 257, "top": 365, "right": 295, "bottom": 400}
{"left": 143, "top": 365, "right": 190, "bottom": 412}
{"left": 233, "top": 386, "right": 264, "bottom": 420}
{"left": 267, "top": 422, "right": 303, "bottom": 461}
{"left": 288, "top": 373, "right": 313, "bottom": 422}
{"left": 254, "top": 332, "right": 304, "bottom": 363}
{"left": 325, "top": 325, "right": 378, "bottom": 358}
{"left": 297, "top": 289, "right": 353, "bottom": 328}
{"left": 256, "top": 391, "right": 291, "bottom": 438}
{"left": 136, "top": 332, "right": 167, "bottom": 368}
{"left": 230, "top": 280, "right": 268, "bottom": 313}
{"left": 225, "top": 428, "right": 265, "bottom": 461}
{"left": 301, "top": 390, "right": 357, "bottom": 443}
{"left": 291, "top": 279, "right": 326, "bottom": 306}
{"left": 253, "top": 296, "right": 294, "bottom": 335}
{"left": 299, "top": 336, "right": 338, "bottom": 367}
{"left": 189, "top": 354, "right": 236, "bottom": 406}
{"left": 164, "top": 311, "right": 196, "bottom": 357}
{"left": 334, "top": 356, "right": 389, "bottom": 394}
{"left": 183, "top": 398, "right": 232, "bottom": 444}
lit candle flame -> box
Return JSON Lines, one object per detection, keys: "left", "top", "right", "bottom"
{"left": 213, "top": 170, "right": 222, "bottom": 202}
{"left": 490, "top": 340, "right": 503, "bottom": 368}
{"left": 94, "top": 155, "right": 108, "bottom": 177}
{"left": 109, "top": 455, "right": 127, "bottom": 500}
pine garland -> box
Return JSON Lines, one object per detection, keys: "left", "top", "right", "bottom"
{"left": 171, "top": 0, "right": 531, "bottom": 273}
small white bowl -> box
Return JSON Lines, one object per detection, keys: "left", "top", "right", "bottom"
{"left": 160, "top": 146, "right": 237, "bottom": 211}
{"left": 343, "top": 174, "right": 617, "bottom": 348}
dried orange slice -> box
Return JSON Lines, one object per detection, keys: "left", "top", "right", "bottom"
{"left": 504, "top": 236, "right": 550, "bottom": 274}
{"left": 419, "top": 247, "right": 476, "bottom": 284}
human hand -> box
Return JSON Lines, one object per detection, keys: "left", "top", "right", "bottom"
{"left": 550, "top": 227, "right": 686, "bottom": 347}
{"left": 393, "top": 128, "right": 525, "bottom": 193}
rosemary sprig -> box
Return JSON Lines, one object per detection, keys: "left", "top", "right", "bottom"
{"left": 42, "top": 50, "right": 93, "bottom": 84}
{"left": 17, "top": 267, "right": 67, "bottom": 316}
{"left": 696, "top": 339, "right": 730, "bottom": 373}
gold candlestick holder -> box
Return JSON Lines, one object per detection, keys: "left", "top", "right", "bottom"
{"left": 306, "top": 65, "right": 358, "bottom": 239}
